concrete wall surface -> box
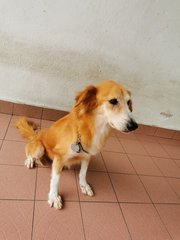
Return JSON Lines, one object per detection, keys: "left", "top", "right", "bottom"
{"left": 0, "top": 0, "right": 180, "bottom": 129}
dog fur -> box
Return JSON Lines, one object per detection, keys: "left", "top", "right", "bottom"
{"left": 16, "top": 80, "right": 138, "bottom": 209}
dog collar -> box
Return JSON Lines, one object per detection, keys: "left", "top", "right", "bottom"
{"left": 71, "top": 133, "right": 89, "bottom": 154}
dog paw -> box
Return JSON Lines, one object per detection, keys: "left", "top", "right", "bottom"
{"left": 25, "top": 157, "right": 35, "bottom": 169}
{"left": 48, "top": 195, "right": 63, "bottom": 210}
{"left": 80, "top": 184, "right": 94, "bottom": 196}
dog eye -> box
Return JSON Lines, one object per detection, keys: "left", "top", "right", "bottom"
{"left": 109, "top": 98, "right": 118, "bottom": 105}
{"left": 127, "top": 100, "right": 131, "bottom": 106}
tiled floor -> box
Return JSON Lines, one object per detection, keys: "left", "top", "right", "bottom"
{"left": 0, "top": 113, "right": 180, "bottom": 240}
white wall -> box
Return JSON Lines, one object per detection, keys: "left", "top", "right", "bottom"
{"left": 0, "top": 0, "right": 180, "bottom": 130}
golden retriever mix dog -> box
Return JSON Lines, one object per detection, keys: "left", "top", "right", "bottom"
{"left": 16, "top": 80, "right": 138, "bottom": 209}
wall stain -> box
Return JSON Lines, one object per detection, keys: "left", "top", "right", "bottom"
{"left": 160, "top": 111, "right": 173, "bottom": 118}
{"left": 0, "top": 33, "right": 143, "bottom": 90}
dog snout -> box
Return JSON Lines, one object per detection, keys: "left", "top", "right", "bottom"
{"left": 127, "top": 119, "right": 138, "bottom": 132}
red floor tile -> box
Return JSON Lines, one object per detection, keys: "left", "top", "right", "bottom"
{"left": 157, "top": 137, "right": 180, "bottom": 146}
{"left": 161, "top": 144, "right": 180, "bottom": 159}
{"left": 128, "top": 154, "right": 162, "bottom": 176}
{"left": 0, "top": 165, "right": 36, "bottom": 200}
{"left": 102, "top": 152, "right": 135, "bottom": 174}
{"left": 135, "top": 134, "right": 158, "bottom": 143}
{"left": 88, "top": 153, "right": 106, "bottom": 172}
{"left": 110, "top": 174, "right": 151, "bottom": 203}
{"left": 152, "top": 157, "right": 180, "bottom": 178}
{"left": 42, "top": 108, "right": 68, "bottom": 121}
{"left": 0, "top": 200, "right": 33, "bottom": 240}
{"left": 173, "top": 131, "right": 180, "bottom": 140}
{"left": 0, "top": 100, "right": 13, "bottom": 114}
{"left": 81, "top": 202, "right": 131, "bottom": 240}
{"left": 116, "top": 131, "right": 137, "bottom": 140}
{"left": 175, "top": 160, "right": 180, "bottom": 167}
{"left": 102, "top": 137, "right": 124, "bottom": 153}
{"left": 5, "top": 116, "right": 41, "bottom": 141}
{"left": 140, "top": 176, "right": 180, "bottom": 203}
{"left": 155, "top": 127, "right": 175, "bottom": 138}
{"left": 167, "top": 178, "right": 180, "bottom": 198}
{"left": 0, "top": 112, "right": 180, "bottom": 239}
{"left": 36, "top": 168, "right": 78, "bottom": 201}
{"left": 156, "top": 204, "right": 180, "bottom": 240}
{"left": 33, "top": 201, "right": 84, "bottom": 240}
{"left": 119, "top": 139, "right": 147, "bottom": 155}
{"left": 141, "top": 141, "right": 168, "bottom": 158}
{"left": 121, "top": 203, "right": 171, "bottom": 240}
{"left": 77, "top": 171, "right": 117, "bottom": 202}
{"left": 13, "top": 103, "right": 42, "bottom": 118}
{"left": 135, "top": 124, "right": 157, "bottom": 136}
{"left": 0, "top": 140, "right": 26, "bottom": 165}
{"left": 0, "top": 114, "right": 11, "bottom": 139}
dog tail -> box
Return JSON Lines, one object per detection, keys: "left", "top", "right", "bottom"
{"left": 16, "top": 117, "right": 38, "bottom": 141}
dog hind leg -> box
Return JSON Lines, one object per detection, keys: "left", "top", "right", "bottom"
{"left": 25, "top": 141, "right": 44, "bottom": 169}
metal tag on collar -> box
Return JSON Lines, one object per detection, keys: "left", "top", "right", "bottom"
{"left": 71, "top": 143, "right": 81, "bottom": 153}
{"left": 71, "top": 133, "right": 81, "bottom": 153}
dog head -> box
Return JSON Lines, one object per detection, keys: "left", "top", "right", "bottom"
{"left": 74, "top": 80, "right": 138, "bottom": 133}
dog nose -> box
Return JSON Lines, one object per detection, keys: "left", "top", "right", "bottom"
{"left": 127, "top": 119, "right": 138, "bottom": 131}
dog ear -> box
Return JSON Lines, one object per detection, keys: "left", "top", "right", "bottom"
{"left": 75, "top": 85, "right": 97, "bottom": 114}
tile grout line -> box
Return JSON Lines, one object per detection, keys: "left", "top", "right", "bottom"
{"left": 171, "top": 130, "right": 178, "bottom": 140}
{"left": 30, "top": 166, "right": 38, "bottom": 240}
{"left": 2, "top": 114, "right": 13, "bottom": 142}
{"left": 102, "top": 148, "right": 180, "bottom": 159}
{"left": 0, "top": 139, "right": 3, "bottom": 150}
{"left": 163, "top": 177, "right": 180, "bottom": 201}
{"left": 39, "top": 108, "right": 44, "bottom": 130}
{"left": 125, "top": 154, "right": 153, "bottom": 204}
{"left": 149, "top": 155, "right": 170, "bottom": 178}
{"left": 116, "top": 135, "right": 151, "bottom": 158}
{"left": 159, "top": 141, "right": 174, "bottom": 157}
{"left": 2, "top": 139, "right": 26, "bottom": 143}
{"left": 153, "top": 204, "right": 174, "bottom": 240}
{"left": 12, "top": 103, "right": 15, "bottom": 115}
{"left": 153, "top": 127, "right": 159, "bottom": 137}
{"left": 173, "top": 159, "right": 180, "bottom": 169}
{"left": 150, "top": 155, "right": 180, "bottom": 181}
{"left": 74, "top": 170, "right": 87, "bottom": 240}
{"left": 136, "top": 170, "right": 174, "bottom": 240}
{"left": 159, "top": 142, "right": 180, "bottom": 171}
{"left": 100, "top": 151, "right": 133, "bottom": 240}
{"left": 1, "top": 162, "right": 180, "bottom": 180}
{"left": 0, "top": 114, "right": 13, "bottom": 150}
{"left": 1, "top": 198, "right": 180, "bottom": 205}
{"left": 158, "top": 142, "right": 180, "bottom": 185}
{"left": 125, "top": 152, "right": 174, "bottom": 239}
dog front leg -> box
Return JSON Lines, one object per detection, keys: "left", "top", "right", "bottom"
{"left": 79, "top": 158, "right": 94, "bottom": 196}
{"left": 48, "top": 159, "right": 63, "bottom": 209}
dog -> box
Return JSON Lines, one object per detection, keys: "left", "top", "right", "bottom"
{"left": 16, "top": 80, "right": 138, "bottom": 209}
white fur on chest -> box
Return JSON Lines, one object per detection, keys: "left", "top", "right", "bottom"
{"left": 90, "top": 112, "right": 110, "bottom": 155}
{"left": 66, "top": 109, "right": 111, "bottom": 159}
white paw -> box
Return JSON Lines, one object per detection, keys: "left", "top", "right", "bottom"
{"left": 80, "top": 184, "right": 94, "bottom": 196}
{"left": 48, "top": 195, "right": 63, "bottom": 210}
{"left": 25, "top": 157, "right": 35, "bottom": 169}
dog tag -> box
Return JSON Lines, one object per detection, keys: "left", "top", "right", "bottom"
{"left": 71, "top": 143, "right": 80, "bottom": 153}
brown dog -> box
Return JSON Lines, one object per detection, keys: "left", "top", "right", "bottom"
{"left": 16, "top": 80, "right": 138, "bottom": 209}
